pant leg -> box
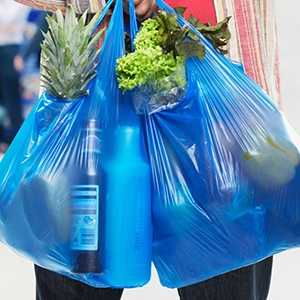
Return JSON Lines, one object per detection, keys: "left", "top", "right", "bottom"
{"left": 0, "top": 45, "right": 24, "bottom": 143}
{"left": 35, "top": 265, "right": 124, "bottom": 300}
{"left": 177, "top": 257, "right": 273, "bottom": 300}
{"left": 0, "top": 76, "right": 23, "bottom": 142}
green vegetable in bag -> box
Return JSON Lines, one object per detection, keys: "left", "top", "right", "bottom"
{"left": 116, "top": 8, "right": 231, "bottom": 93}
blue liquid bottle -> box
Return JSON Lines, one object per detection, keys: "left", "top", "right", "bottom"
{"left": 103, "top": 126, "right": 152, "bottom": 287}
{"left": 71, "top": 119, "right": 102, "bottom": 273}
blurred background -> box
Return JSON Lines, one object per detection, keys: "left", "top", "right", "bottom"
{"left": 0, "top": 0, "right": 300, "bottom": 299}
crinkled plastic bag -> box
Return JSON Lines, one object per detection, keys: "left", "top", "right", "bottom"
{"left": 2, "top": 0, "right": 300, "bottom": 290}
{"left": 135, "top": 0, "right": 300, "bottom": 288}
{"left": 133, "top": 60, "right": 187, "bottom": 114}
{"left": 0, "top": 0, "right": 152, "bottom": 288}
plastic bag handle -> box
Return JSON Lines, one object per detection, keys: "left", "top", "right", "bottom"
{"left": 128, "top": 0, "right": 138, "bottom": 51}
{"left": 91, "top": 0, "right": 115, "bottom": 37}
{"left": 91, "top": 0, "right": 137, "bottom": 52}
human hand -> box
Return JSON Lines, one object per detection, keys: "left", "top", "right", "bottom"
{"left": 122, "top": 0, "right": 157, "bottom": 21}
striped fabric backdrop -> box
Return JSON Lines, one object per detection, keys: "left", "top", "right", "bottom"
{"left": 213, "top": 0, "right": 282, "bottom": 108}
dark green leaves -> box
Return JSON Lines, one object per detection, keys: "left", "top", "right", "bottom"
{"left": 153, "top": 9, "right": 205, "bottom": 60}
{"left": 175, "top": 40, "right": 205, "bottom": 60}
{"left": 174, "top": 6, "right": 231, "bottom": 54}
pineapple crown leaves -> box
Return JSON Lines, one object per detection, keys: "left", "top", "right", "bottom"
{"left": 40, "top": 4, "right": 105, "bottom": 100}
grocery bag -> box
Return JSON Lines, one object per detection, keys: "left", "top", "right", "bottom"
{"left": 0, "top": 0, "right": 152, "bottom": 288}
{"left": 130, "top": 0, "right": 300, "bottom": 288}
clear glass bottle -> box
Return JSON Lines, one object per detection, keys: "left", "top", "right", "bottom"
{"left": 71, "top": 119, "right": 102, "bottom": 273}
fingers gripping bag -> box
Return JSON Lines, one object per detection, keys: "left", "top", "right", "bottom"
{"left": 116, "top": 0, "right": 300, "bottom": 288}
{"left": 0, "top": 0, "right": 152, "bottom": 288}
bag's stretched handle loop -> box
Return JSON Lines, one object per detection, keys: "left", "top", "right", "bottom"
{"left": 91, "top": 0, "right": 138, "bottom": 52}
{"left": 91, "top": 0, "right": 115, "bottom": 37}
{"left": 128, "top": 0, "right": 138, "bottom": 51}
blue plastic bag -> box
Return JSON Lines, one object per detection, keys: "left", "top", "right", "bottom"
{"left": 2, "top": 0, "right": 300, "bottom": 290}
{"left": 133, "top": 0, "right": 300, "bottom": 288}
{"left": 0, "top": 0, "right": 152, "bottom": 288}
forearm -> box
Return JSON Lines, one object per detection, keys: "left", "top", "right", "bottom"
{"left": 14, "top": 0, "right": 156, "bottom": 20}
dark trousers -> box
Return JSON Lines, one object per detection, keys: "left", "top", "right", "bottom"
{"left": 35, "top": 256, "right": 273, "bottom": 300}
{"left": 0, "top": 45, "right": 24, "bottom": 143}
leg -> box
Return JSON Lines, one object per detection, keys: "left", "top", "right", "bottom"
{"left": 35, "top": 265, "right": 124, "bottom": 300}
{"left": 0, "top": 45, "right": 24, "bottom": 143}
{"left": 177, "top": 257, "right": 273, "bottom": 300}
{"left": 0, "top": 76, "right": 23, "bottom": 142}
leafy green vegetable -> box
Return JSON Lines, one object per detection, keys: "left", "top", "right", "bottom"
{"left": 116, "top": 8, "right": 231, "bottom": 92}
{"left": 154, "top": 9, "right": 205, "bottom": 60}
{"left": 116, "top": 14, "right": 188, "bottom": 92}
{"left": 116, "top": 45, "right": 182, "bottom": 91}
{"left": 174, "top": 7, "right": 231, "bottom": 54}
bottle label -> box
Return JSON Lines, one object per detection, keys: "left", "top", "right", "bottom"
{"left": 71, "top": 184, "right": 99, "bottom": 251}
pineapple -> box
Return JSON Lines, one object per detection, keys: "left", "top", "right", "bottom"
{"left": 40, "top": 4, "right": 105, "bottom": 100}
